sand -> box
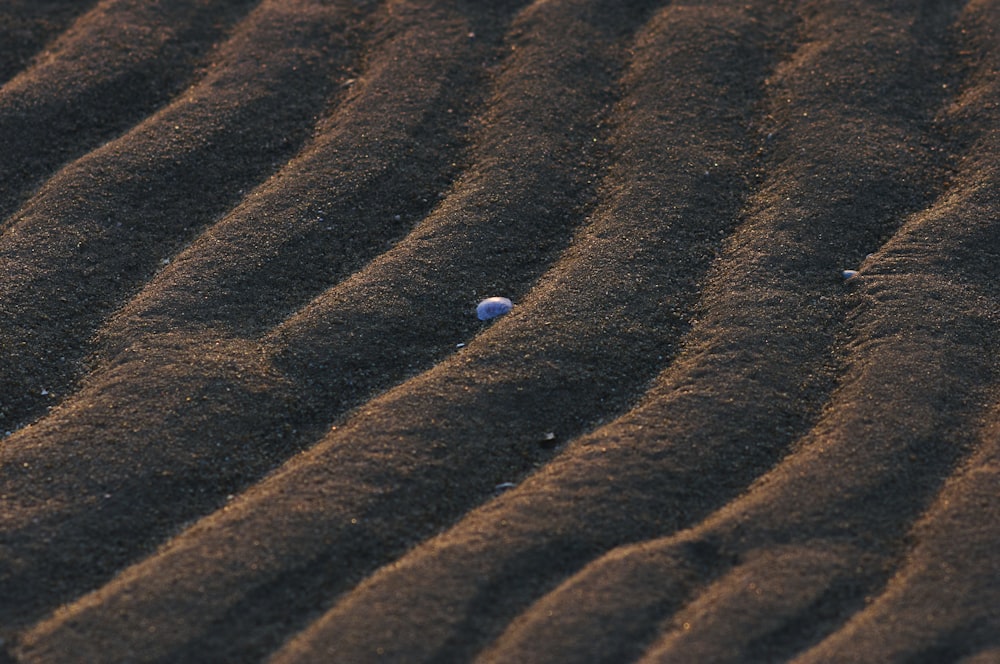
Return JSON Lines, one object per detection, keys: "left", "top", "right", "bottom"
{"left": 1, "top": 0, "right": 998, "bottom": 662}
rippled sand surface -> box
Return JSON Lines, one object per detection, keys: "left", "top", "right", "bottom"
{"left": 2, "top": 1, "right": 999, "bottom": 662}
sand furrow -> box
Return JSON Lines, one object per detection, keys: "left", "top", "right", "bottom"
{"left": 9, "top": 1, "right": 656, "bottom": 656}
{"left": 471, "top": 1, "right": 977, "bottom": 661}
{"left": 790, "top": 1, "right": 1000, "bottom": 659}
{"left": 0, "top": 0, "right": 996, "bottom": 661}
{"left": 484, "top": 17, "right": 996, "bottom": 664}
{"left": 0, "top": 1, "right": 93, "bottom": 88}
{"left": 0, "top": 0, "right": 510, "bottom": 643}
{"left": 481, "top": 199, "right": 997, "bottom": 664}
{"left": 262, "top": 1, "right": 964, "bottom": 662}
{"left": 260, "top": 0, "right": 642, "bottom": 411}
{"left": 0, "top": 0, "right": 258, "bottom": 224}
{"left": 268, "top": 1, "right": 793, "bottom": 660}
{"left": 0, "top": 0, "right": 376, "bottom": 628}
{"left": 6, "top": 0, "right": 775, "bottom": 659}
{"left": 0, "top": 0, "right": 362, "bottom": 435}
{"left": 97, "top": 0, "right": 506, "bottom": 353}
{"left": 637, "top": 200, "right": 1000, "bottom": 662}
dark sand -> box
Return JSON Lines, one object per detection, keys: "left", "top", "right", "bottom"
{"left": 1, "top": 1, "right": 999, "bottom": 662}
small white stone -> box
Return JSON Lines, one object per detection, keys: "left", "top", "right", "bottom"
{"left": 476, "top": 297, "right": 513, "bottom": 321}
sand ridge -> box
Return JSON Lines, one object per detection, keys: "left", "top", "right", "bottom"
{"left": 1, "top": 0, "right": 998, "bottom": 662}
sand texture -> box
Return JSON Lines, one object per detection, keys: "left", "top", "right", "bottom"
{"left": 2, "top": 0, "right": 999, "bottom": 662}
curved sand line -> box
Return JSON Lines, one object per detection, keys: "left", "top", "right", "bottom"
{"left": 2, "top": 0, "right": 998, "bottom": 661}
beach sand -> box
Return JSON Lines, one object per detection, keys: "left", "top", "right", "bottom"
{"left": 1, "top": 0, "right": 999, "bottom": 661}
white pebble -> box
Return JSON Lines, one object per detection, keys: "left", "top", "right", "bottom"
{"left": 476, "top": 297, "right": 512, "bottom": 321}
